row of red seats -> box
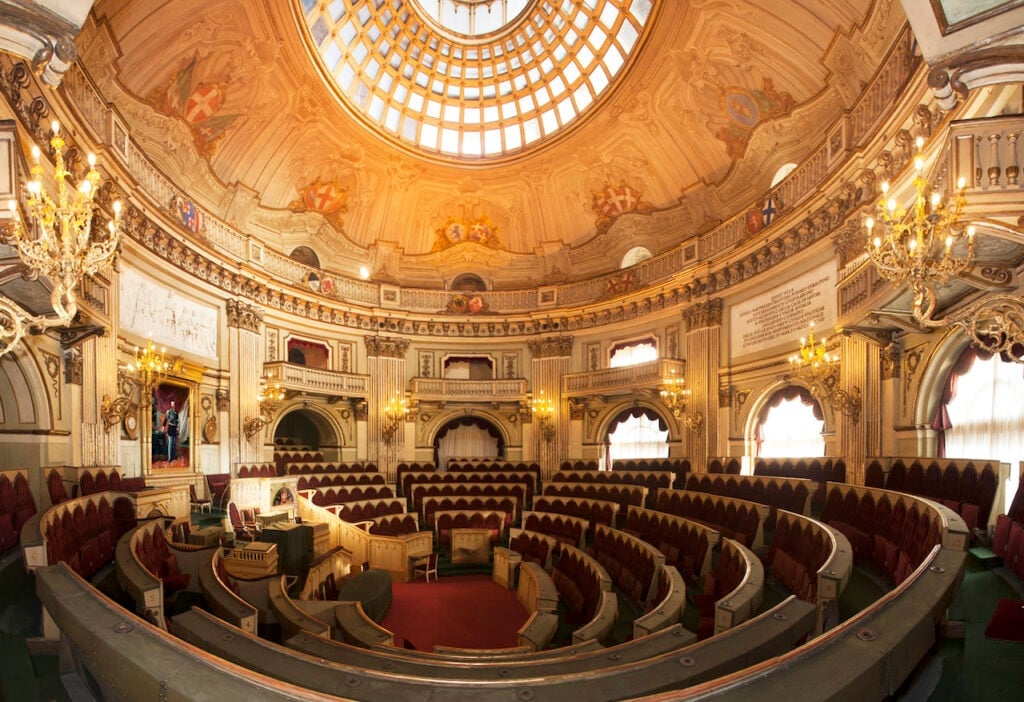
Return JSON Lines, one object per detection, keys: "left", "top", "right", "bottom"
{"left": 78, "top": 469, "right": 146, "bottom": 496}
{"left": 706, "top": 458, "right": 743, "bottom": 474}
{"left": 369, "top": 513, "right": 419, "bottom": 537}
{"left": 423, "top": 495, "right": 517, "bottom": 529}
{"left": 44, "top": 497, "right": 135, "bottom": 580}
{"left": 821, "top": 487, "right": 942, "bottom": 584}
{"left": 553, "top": 470, "right": 671, "bottom": 507}
{"left": 135, "top": 527, "right": 190, "bottom": 592}
{"left": 685, "top": 474, "right": 809, "bottom": 526}
{"left": 403, "top": 471, "right": 537, "bottom": 503}
{"left": 435, "top": 510, "right": 505, "bottom": 546}
{"left": 542, "top": 483, "right": 644, "bottom": 516}
{"left": 590, "top": 526, "right": 656, "bottom": 607}
{"left": 296, "top": 474, "right": 386, "bottom": 491}
{"left": 236, "top": 463, "right": 277, "bottom": 479}
{"left": 274, "top": 451, "right": 324, "bottom": 474}
{"left": 552, "top": 547, "right": 602, "bottom": 626}
{"left": 523, "top": 511, "right": 586, "bottom": 546}
{"left": 334, "top": 498, "right": 404, "bottom": 523}
{"left": 695, "top": 545, "right": 746, "bottom": 639}
{"left": 755, "top": 458, "right": 845, "bottom": 509}
{"left": 309, "top": 485, "right": 394, "bottom": 507}
{"left": 655, "top": 490, "right": 760, "bottom": 548}
{"left": 410, "top": 483, "right": 528, "bottom": 515}
{"left": 510, "top": 531, "right": 550, "bottom": 566}
{"left": 622, "top": 508, "right": 710, "bottom": 584}
{"left": 286, "top": 462, "right": 379, "bottom": 475}
{"left": 448, "top": 461, "right": 541, "bottom": 478}
{"left": 865, "top": 459, "right": 999, "bottom": 534}
{"left": 0, "top": 472, "right": 35, "bottom": 552}
{"left": 532, "top": 496, "right": 615, "bottom": 534}
{"left": 766, "top": 514, "right": 829, "bottom": 602}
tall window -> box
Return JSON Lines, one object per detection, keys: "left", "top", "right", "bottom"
{"left": 607, "top": 408, "right": 669, "bottom": 461}
{"left": 936, "top": 350, "right": 1024, "bottom": 513}
{"left": 757, "top": 388, "right": 825, "bottom": 458}
{"left": 609, "top": 339, "right": 657, "bottom": 367}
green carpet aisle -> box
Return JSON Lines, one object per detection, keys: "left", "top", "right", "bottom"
{"left": 380, "top": 574, "right": 529, "bottom": 650}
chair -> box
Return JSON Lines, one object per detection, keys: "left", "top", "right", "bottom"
{"left": 413, "top": 552, "right": 438, "bottom": 583}
{"left": 228, "top": 502, "right": 259, "bottom": 541}
{"left": 190, "top": 484, "right": 212, "bottom": 514}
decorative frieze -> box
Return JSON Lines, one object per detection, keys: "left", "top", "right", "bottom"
{"left": 528, "top": 336, "right": 574, "bottom": 358}
{"left": 226, "top": 299, "right": 263, "bottom": 332}
{"left": 364, "top": 335, "right": 409, "bottom": 358}
{"left": 682, "top": 299, "right": 723, "bottom": 331}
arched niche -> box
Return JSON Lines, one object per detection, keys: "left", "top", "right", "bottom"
{"left": 426, "top": 411, "right": 512, "bottom": 468}
{"left": 743, "top": 381, "right": 833, "bottom": 459}
{"left": 591, "top": 400, "right": 674, "bottom": 444}
{"left": 272, "top": 404, "right": 347, "bottom": 458}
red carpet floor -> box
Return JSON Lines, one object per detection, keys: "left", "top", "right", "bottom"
{"left": 380, "top": 574, "right": 530, "bottom": 651}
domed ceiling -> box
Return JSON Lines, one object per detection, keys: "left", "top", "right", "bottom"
{"left": 79, "top": 0, "right": 902, "bottom": 289}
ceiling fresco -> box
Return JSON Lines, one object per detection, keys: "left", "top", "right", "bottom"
{"left": 76, "top": 0, "right": 902, "bottom": 288}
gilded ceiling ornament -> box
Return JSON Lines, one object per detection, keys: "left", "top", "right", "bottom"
{"left": 591, "top": 181, "right": 654, "bottom": 232}
{"left": 431, "top": 215, "right": 503, "bottom": 252}
{"left": 148, "top": 53, "right": 241, "bottom": 157}
{"left": 289, "top": 178, "right": 349, "bottom": 228}
{"left": 225, "top": 299, "right": 263, "bottom": 332}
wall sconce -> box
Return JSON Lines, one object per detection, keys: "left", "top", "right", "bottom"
{"left": 381, "top": 391, "right": 410, "bottom": 445}
{"left": 243, "top": 379, "right": 286, "bottom": 438}
{"left": 100, "top": 394, "right": 136, "bottom": 434}
{"left": 531, "top": 390, "right": 556, "bottom": 442}
{"left": 658, "top": 368, "right": 704, "bottom": 433}
{"left": 788, "top": 323, "right": 862, "bottom": 423}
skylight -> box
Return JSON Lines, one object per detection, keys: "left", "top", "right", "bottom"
{"left": 298, "top": 0, "right": 654, "bottom": 159}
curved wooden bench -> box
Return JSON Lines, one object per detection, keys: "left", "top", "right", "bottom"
{"left": 198, "top": 549, "right": 258, "bottom": 634}
{"left": 633, "top": 566, "right": 688, "bottom": 639}
{"left": 334, "top": 601, "right": 394, "bottom": 648}
{"left": 573, "top": 590, "right": 617, "bottom": 644}
{"left": 268, "top": 575, "right": 332, "bottom": 640}
{"left": 518, "top": 560, "right": 559, "bottom": 614}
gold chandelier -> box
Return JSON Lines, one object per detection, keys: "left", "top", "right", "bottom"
{"left": 658, "top": 368, "right": 703, "bottom": 433}
{"left": 128, "top": 335, "right": 171, "bottom": 404}
{"left": 1, "top": 121, "right": 122, "bottom": 357}
{"left": 865, "top": 136, "right": 975, "bottom": 323}
{"left": 864, "top": 136, "right": 1024, "bottom": 362}
{"left": 788, "top": 324, "right": 861, "bottom": 423}
{"left": 531, "top": 390, "right": 556, "bottom": 442}
{"left": 243, "top": 379, "right": 287, "bottom": 438}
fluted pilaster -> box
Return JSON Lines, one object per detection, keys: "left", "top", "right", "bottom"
{"left": 530, "top": 336, "right": 573, "bottom": 480}
{"left": 839, "top": 334, "right": 880, "bottom": 485}
{"left": 366, "top": 336, "right": 409, "bottom": 473}
{"left": 228, "top": 300, "right": 264, "bottom": 465}
{"left": 683, "top": 300, "right": 723, "bottom": 472}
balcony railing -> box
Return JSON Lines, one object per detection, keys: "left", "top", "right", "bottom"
{"left": 409, "top": 377, "right": 528, "bottom": 401}
{"left": 562, "top": 358, "right": 684, "bottom": 395}
{"left": 263, "top": 362, "right": 369, "bottom": 396}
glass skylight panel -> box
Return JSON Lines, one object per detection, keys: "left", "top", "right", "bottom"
{"left": 302, "top": 0, "right": 651, "bottom": 157}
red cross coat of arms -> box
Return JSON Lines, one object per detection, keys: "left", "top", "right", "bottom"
{"left": 183, "top": 83, "right": 223, "bottom": 125}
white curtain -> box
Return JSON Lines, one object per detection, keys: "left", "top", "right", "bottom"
{"left": 608, "top": 414, "right": 669, "bottom": 460}
{"left": 943, "top": 355, "right": 1024, "bottom": 513}
{"left": 758, "top": 396, "right": 824, "bottom": 458}
{"left": 437, "top": 423, "right": 499, "bottom": 469}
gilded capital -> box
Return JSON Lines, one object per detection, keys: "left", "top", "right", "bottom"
{"left": 365, "top": 335, "right": 410, "bottom": 358}
{"left": 527, "top": 335, "right": 574, "bottom": 358}
{"left": 226, "top": 299, "right": 263, "bottom": 332}
{"left": 682, "top": 299, "right": 723, "bottom": 331}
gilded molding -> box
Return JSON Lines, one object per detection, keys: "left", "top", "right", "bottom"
{"left": 682, "top": 298, "right": 723, "bottom": 331}
{"left": 226, "top": 299, "right": 263, "bottom": 332}
{"left": 364, "top": 335, "right": 409, "bottom": 358}
{"left": 528, "top": 336, "right": 574, "bottom": 358}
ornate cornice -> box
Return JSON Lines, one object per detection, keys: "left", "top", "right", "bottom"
{"left": 365, "top": 335, "right": 409, "bottom": 358}
{"left": 682, "top": 299, "right": 723, "bottom": 331}
{"left": 226, "top": 299, "right": 263, "bottom": 332}
{"left": 528, "top": 336, "right": 574, "bottom": 358}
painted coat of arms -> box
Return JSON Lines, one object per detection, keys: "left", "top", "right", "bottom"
{"left": 290, "top": 178, "right": 350, "bottom": 228}
{"left": 432, "top": 216, "right": 503, "bottom": 252}
{"left": 152, "top": 54, "right": 241, "bottom": 157}
{"left": 591, "top": 181, "right": 653, "bottom": 232}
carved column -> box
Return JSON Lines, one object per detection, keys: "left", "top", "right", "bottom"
{"left": 682, "top": 299, "right": 723, "bottom": 473}
{"left": 227, "top": 300, "right": 264, "bottom": 467}
{"left": 365, "top": 336, "right": 410, "bottom": 478}
{"left": 528, "top": 336, "right": 573, "bottom": 481}
{"left": 839, "top": 334, "right": 880, "bottom": 485}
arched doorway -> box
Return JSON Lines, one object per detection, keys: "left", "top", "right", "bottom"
{"left": 273, "top": 407, "right": 341, "bottom": 455}
{"left": 433, "top": 415, "right": 505, "bottom": 469}
{"left": 754, "top": 386, "right": 825, "bottom": 458}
